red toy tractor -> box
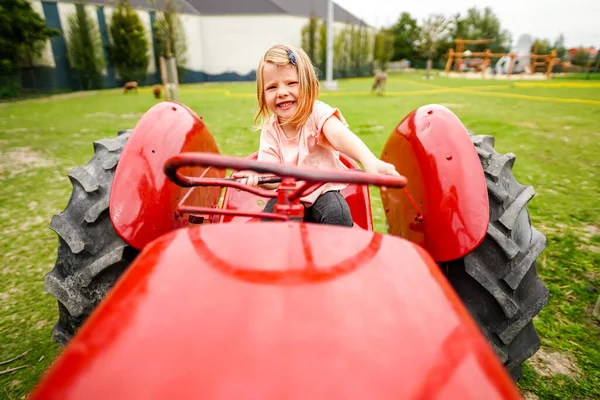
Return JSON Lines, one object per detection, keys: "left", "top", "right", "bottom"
{"left": 32, "top": 102, "right": 548, "bottom": 398}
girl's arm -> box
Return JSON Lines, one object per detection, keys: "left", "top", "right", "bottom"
{"left": 321, "top": 116, "right": 399, "bottom": 176}
{"left": 231, "top": 128, "right": 282, "bottom": 189}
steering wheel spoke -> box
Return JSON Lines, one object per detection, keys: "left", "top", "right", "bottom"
{"left": 287, "top": 181, "right": 326, "bottom": 201}
{"left": 183, "top": 177, "right": 278, "bottom": 198}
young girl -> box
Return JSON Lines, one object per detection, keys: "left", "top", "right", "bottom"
{"left": 233, "top": 44, "right": 399, "bottom": 226}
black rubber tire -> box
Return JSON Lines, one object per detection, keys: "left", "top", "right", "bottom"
{"left": 442, "top": 133, "right": 550, "bottom": 381}
{"left": 45, "top": 130, "right": 138, "bottom": 346}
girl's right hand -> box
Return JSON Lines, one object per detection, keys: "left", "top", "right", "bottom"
{"left": 363, "top": 158, "right": 400, "bottom": 177}
{"left": 231, "top": 170, "right": 259, "bottom": 187}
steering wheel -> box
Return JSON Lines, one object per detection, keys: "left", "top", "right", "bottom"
{"left": 164, "top": 152, "right": 407, "bottom": 220}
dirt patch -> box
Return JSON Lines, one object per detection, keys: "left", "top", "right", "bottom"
{"left": 0, "top": 147, "right": 55, "bottom": 180}
{"left": 35, "top": 319, "right": 47, "bottom": 330}
{"left": 19, "top": 215, "right": 45, "bottom": 231}
{"left": 2, "top": 91, "right": 98, "bottom": 107}
{"left": 8, "top": 379, "right": 21, "bottom": 389}
{"left": 516, "top": 122, "right": 538, "bottom": 129}
{"left": 579, "top": 244, "right": 600, "bottom": 253}
{"left": 85, "top": 112, "right": 142, "bottom": 119}
{"left": 356, "top": 124, "right": 385, "bottom": 134}
{"left": 0, "top": 128, "right": 28, "bottom": 134}
{"left": 583, "top": 225, "right": 599, "bottom": 239}
{"left": 528, "top": 348, "right": 581, "bottom": 378}
{"left": 584, "top": 271, "right": 598, "bottom": 280}
{"left": 51, "top": 91, "right": 97, "bottom": 99}
{"left": 578, "top": 225, "right": 600, "bottom": 252}
{"left": 538, "top": 224, "right": 561, "bottom": 236}
{"left": 439, "top": 103, "right": 464, "bottom": 109}
{"left": 521, "top": 391, "right": 539, "bottom": 400}
{"left": 538, "top": 223, "right": 599, "bottom": 243}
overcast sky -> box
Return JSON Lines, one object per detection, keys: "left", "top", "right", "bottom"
{"left": 335, "top": 0, "right": 599, "bottom": 49}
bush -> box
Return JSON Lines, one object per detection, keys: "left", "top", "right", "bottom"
{"left": 301, "top": 18, "right": 373, "bottom": 78}
{"left": 301, "top": 15, "right": 319, "bottom": 64}
{"left": 572, "top": 48, "right": 591, "bottom": 67}
{"left": 109, "top": 0, "right": 149, "bottom": 84}
{"left": 0, "top": 0, "right": 58, "bottom": 98}
{"left": 66, "top": 4, "right": 105, "bottom": 90}
{"left": 0, "top": 71, "right": 21, "bottom": 99}
{"left": 373, "top": 29, "right": 394, "bottom": 71}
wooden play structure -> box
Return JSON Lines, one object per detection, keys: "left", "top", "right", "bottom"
{"left": 444, "top": 38, "right": 558, "bottom": 79}
{"left": 446, "top": 39, "right": 494, "bottom": 73}
{"left": 529, "top": 41, "right": 559, "bottom": 75}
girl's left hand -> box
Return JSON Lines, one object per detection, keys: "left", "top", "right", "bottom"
{"left": 231, "top": 170, "right": 259, "bottom": 187}
{"left": 364, "top": 159, "right": 400, "bottom": 177}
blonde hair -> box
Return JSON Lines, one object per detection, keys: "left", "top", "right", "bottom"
{"left": 254, "top": 44, "right": 319, "bottom": 129}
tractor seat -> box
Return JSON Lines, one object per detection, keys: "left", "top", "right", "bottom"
{"left": 218, "top": 153, "right": 373, "bottom": 231}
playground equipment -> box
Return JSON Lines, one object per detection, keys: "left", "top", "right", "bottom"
{"left": 495, "top": 34, "right": 533, "bottom": 74}
{"left": 445, "top": 35, "right": 559, "bottom": 79}
{"left": 446, "top": 38, "right": 495, "bottom": 73}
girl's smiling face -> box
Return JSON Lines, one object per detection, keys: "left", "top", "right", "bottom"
{"left": 262, "top": 62, "right": 300, "bottom": 124}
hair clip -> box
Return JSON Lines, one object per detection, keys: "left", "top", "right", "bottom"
{"left": 286, "top": 49, "right": 297, "bottom": 66}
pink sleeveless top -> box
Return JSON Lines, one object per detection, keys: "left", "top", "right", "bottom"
{"left": 257, "top": 100, "right": 349, "bottom": 206}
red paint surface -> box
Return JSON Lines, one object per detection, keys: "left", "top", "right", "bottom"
{"left": 31, "top": 223, "right": 520, "bottom": 399}
{"left": 380, "top": 104, "right": 489, "bottom": 262}
{"left": 219, "top": 153, "right": 374, "bottom": 230}
{"left": 110, "top": 102, "right": 224, "bottom": 250}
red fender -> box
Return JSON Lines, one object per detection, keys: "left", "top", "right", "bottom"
{"left": 380, "top": 104, "right": 489, "bottom": 262}
{"left": 110, "top": 102, "right": 225, "bottom": 250}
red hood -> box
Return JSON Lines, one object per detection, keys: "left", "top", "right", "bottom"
{"left": 31, "top": 223, "right": 520, "bottom": 399}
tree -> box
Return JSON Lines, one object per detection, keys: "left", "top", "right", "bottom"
{"left": 389, "top": 12, "right": 420, "bottom": 62}
{"left": 373, "top": 29, "right": 394, "bottom": 71}
{"left": 572, "top": 48, "right": 590, "bottom": 66}
{"left": 329, "top": 24, "right": 373, "bottom": 78}
{"left": 454, "top": 7, "right": 511, "bottom": 53}
{"left": 301, "top": 15, "right": 319, "bottom": 64}
{"left": 532, "top": 38, "right": 551, "bottom": 55}
{"left": 333, "top": 26, "right": 351, "bottom": 77}
{"left": 66, "top": 4, "right": 105, "bottom": 90}
{"left": 553, "top": 33, "right": 567, "bottom": 59}
{"left": 0, "top": 0, "right": 59, "bottom": 97}
{"left": 151, "top": 0, "right": 187, "bottom": 79}
{"left": 357, "top": 24, "right": 374, "bottom": 75}
{"left": 419, "top": 14, "right": 453, "bottom": 78}
{"left": 300, "top": 15, "right": 327, "bottom": 75}
{"left": 109, "top": 0, "right": 149, "bottom": 84}
{"left": 319, "top": 22, "right": 327, "bottom": 75}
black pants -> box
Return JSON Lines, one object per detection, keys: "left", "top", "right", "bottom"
{"left": 261, "top": 190, "right": 353, "bottom": 227}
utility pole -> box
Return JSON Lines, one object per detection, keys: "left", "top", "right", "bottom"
{"left": 323, "top": 0, "right": 337, "bottom": 90}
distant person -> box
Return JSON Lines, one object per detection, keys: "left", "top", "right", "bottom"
{"left": 233, "top": 44, "right": 399, "bottom": 226}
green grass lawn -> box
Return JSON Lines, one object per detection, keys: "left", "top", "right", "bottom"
{"left": 1, "top": 71, "right": 599, "bottom": 399}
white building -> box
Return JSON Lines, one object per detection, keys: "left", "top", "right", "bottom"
{"left": 27, "top": 0, "right": 369, "bottom": 90}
